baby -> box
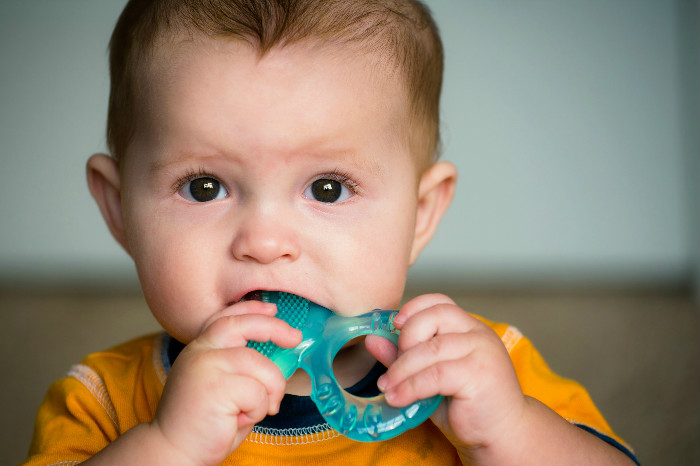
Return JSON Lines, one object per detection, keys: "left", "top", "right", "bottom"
{"left": 24, "top": 1, "right": 637, "bottom": 465}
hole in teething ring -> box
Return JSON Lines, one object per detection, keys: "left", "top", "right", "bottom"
{"left": 331, "top": 335, "right": 396, "bottom": 397}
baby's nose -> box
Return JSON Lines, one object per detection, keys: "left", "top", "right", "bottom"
{"left": 230, "top": 208, "right": 301, "bottom": 264}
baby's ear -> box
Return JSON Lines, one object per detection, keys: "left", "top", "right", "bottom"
{"left": 86, "top": 153, "right": 130, "bottom": 254}
{"left": 409, "top": 161, "right": 457, "bottom": 265}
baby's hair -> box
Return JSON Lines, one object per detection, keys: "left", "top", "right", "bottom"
{"left": 107, "top": 0, "right": 443, "bottom": 168}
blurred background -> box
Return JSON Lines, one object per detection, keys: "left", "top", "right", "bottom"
{"left": 1, "top": 1, "right": 698, "bottom": 465}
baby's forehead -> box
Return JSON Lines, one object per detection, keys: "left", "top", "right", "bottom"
{"left": 134, "top": 39, "right": 416, "bottom": 143}
{"left": 141, "top": 34, "right": 411, "bottom": 122}
{"left": 106, "top": 1, "right": 441, "bottom": 167}
{"left": 131, "top": 34, "right": 429, "bottom": 171}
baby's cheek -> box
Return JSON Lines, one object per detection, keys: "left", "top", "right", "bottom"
{"left": 136, "top": 258, "right": 210, "bottom": 343}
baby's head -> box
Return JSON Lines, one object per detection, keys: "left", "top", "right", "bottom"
{"left": 88, "top": 0, "right": 456, "bottom": 343}
{"left": 107, "top": 0, "right": 444, "bottom": 171}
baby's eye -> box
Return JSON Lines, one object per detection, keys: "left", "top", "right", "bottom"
{"left": 303, "top": 178, "right": 353, "bottom": 203}
{"left": 179, "top": 177, "right": 228, "bottom": 202}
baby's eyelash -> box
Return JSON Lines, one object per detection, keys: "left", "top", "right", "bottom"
{"left": 172, "top": 167, "right": 216, "bottom": 192}
{"left": 322, "top": 170, "right": 360, "bottom": 193}
{"left": 171, "top": 168, "right": 360, "bottom": 195}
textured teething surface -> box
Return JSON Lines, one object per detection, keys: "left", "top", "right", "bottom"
{"left": 247, "top": 292, "right": 309, "bottom": 357}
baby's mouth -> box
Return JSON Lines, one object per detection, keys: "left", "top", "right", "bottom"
{"left": 239, "top": 290, "right": 265, "bottom": 303}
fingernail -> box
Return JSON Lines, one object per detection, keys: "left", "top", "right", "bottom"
{"left": 377, "top": 375, "right": 387, "bottom": 392}
{"left": 384, "top": 389, "right": 396, "bottom": 404}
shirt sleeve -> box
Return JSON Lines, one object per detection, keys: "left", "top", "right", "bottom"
{"left": 482, "top": 318, "right": 638, "bottom": 464}
{"left": 22, "top": 365, "right": 118, "bottom": 466}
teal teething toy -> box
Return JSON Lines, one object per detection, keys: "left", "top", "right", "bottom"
{"left": 246, "top": 291, "right": 443, "bottom": 442}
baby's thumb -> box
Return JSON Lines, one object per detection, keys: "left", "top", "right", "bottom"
{"left": 364, "top": 335, "right": 398, "bottom": 368}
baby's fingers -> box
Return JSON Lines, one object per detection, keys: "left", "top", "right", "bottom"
{"left": 378, "top": 333, "right": 473, "bottom": 404}
{"left": 364, "top": 334, "right": 398, "bottom": 368}
{"left": 383, "top": 358, "right": 470, "bottom": 407}
{"left": 397, "top": 301, "right": 478, "bottom": 353}
{"left": 393, "top": 293, "right": 456, "bottom": 329}
{"left": 219, "top": 349, "right": 290, "bottom": 414}
{"left": 198, "top": 310, "right": 302, "bottom": 350}
{"left": 223, "top": 372, "right": 278, "bottom": 427}
{"left": 201, "top": 300, "right": 278, "bottom": 333}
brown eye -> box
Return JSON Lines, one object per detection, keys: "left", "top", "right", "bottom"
{"left": 180, "top": 177, "right": 227, "bottom": 202}
{"left": 307, "top": 178, "right": 348, "bottom": 203}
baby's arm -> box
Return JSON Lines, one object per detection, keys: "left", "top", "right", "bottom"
{"left": 372, "top": 294, "right": 635, "bottom": 466}
{"left": 81, "top": 301, "right": 302, "bottom": 466}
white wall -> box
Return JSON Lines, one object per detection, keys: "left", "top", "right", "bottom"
{"left": 425, "top": 0, "right": 699, "bottom": 289}
{"left": 0, "top": 0, "right": 697, "bottom": 291}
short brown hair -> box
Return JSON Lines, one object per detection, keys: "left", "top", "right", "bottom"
{"left": 107, "top": 0, "right": 443, "bottom": 167}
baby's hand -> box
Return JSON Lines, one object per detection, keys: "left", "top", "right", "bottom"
{"left": 150, "top": 301, "right": 302, "bottom": 466}
{"left": 372, "top": 294, "right": 525, "bottom": 458}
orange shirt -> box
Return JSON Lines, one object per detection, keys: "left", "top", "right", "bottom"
{"left": 23, "top": 317, "right": 634, "bottom": 466}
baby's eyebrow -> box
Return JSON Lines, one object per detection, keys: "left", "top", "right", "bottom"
{"left": 147, "top": 152, "right": 221, "bottom": 174}
{"left": 148, "top": 147, "right": 385, "bottom": 176}
{"left": 310, "top": 148, "right": 385, "bottom": 176}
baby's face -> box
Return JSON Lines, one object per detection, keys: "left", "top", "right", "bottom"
{"left": 119, "top": 38, "right": 424, "bottom": 343}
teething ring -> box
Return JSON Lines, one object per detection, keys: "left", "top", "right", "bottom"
{"left": 246, "top": 292, "right": 443, "bottom": 442}
{"left": 303, "top": 310, "right": 442, "bottom": 441}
